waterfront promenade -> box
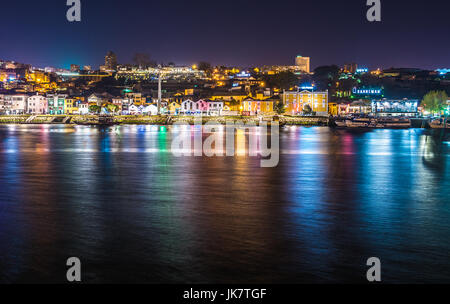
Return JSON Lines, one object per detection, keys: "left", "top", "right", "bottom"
{"left": 0, "top": 114, "right": 330, "bottom": 126}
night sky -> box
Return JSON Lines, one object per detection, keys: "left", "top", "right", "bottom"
{"left": 1, "top": 0, "right": 449, "bottom": 70}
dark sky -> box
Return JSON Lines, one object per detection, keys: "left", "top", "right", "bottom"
{"left": 1, "top": 0, "right": 449, "bottom": 70}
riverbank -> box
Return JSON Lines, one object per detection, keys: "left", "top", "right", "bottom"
{"left": 0, "top": 114, "right": 330, "bottom": 126}
{"left": 0, "top": 115, "right": 434, "bottom": 129}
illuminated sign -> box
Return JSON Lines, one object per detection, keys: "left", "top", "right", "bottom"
{"left": 353, "top": 87, "right": 382, "bottom": 95}
{"left": 300, "top": 83, "right": 315, "bottom": 90}
{"left": 356, "top": 68, "right": 368, "bottom": 74}
{"left": 236, "top": 71, "right": 251, "bottom": 78}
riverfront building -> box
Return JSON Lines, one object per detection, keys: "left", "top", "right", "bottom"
{"left": 371, "top": 99, "right": 419, "bottom": 116}
{"left": 181, "top": 99, "right": 208, "bottom": 115}
{"left": 27, "top": 94, "right": 48, "bottom": 114}
{"left": 47, "top": 94, "right": 67, "bottom": 115}
{"left": 4, "top": 94, "right": 28, "bottom": 114}
{"left": 283, "top": 90, "right": 329, "bottom": 116}
{"left": 65, "top": 98, "right": 83, "bottom": 114}
{"left": 242, "top": 97, "right": 274, "bottom": 115}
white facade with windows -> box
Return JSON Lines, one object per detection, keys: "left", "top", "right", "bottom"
{"left": 4, "top": 95, "right": 28, "bottom": 114}
{"left": 27, "top": 94, "right": 48, "bottom": 114}
{"left": 181, "top": 99, "right": 196, "bottom": 113}
{"left": 206, "top": 100, "right": 224, "bottom": 116}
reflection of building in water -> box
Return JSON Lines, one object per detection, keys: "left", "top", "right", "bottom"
{"left": 372, "top": 99, "right": 419, "bottom": 116}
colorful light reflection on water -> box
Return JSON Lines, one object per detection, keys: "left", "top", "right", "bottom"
{"left": 0, "top": 125, "right": 449, "bottom": 283}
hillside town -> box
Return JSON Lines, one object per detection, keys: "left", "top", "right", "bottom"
{"left": 1, "top": 52, "right": 449, "bottom": 119}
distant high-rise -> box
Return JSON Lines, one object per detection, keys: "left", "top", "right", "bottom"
{"left": 104, "top": 51, "right": 117, "bottom": 71}
{"left": 295, "top": 55, "right": 310, "bottom": 73}
{"left": 344, "top": 63, "right": 358, "bottom": 74}
{"left": 70, "top": 64, "right": 80, "bottom": 72}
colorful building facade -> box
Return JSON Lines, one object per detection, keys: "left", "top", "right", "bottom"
{"left": 47, "top": 94, "right": 67, "bottom": 114}
{"left": 242, "top": 97, "right": 274, "bottom": 115}
{"left": 168, "top": 102, "right": 181, "bottom": 115}
{"left": 283, "top": 90, "right": 329, "bottom": 115}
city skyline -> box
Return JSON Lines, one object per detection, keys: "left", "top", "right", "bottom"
{"left": 1, "top": 0, "right": 450, "bottom": 70}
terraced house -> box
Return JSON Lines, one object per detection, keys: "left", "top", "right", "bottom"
{"left": 47, "top": 94, "right": 67, "bottom": 114}
{"left": 242, "top": 97, "right": 275, "bottom": 115}
{"left": 4, "top": 94, "right": 28, "bottom": 114}
{"left": 65, "top": 97, "right": 83, "bottom": 114}
{"left": 27, "top": 94, "right": 47, "bottom": 114}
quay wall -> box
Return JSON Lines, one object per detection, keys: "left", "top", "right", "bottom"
{"left": 0, "top": 115, "right": 330, "bottom": 126}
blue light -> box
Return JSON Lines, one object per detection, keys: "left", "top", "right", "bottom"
{"left": 355, "top": 68, "right": 369, "bottom": 74}
{"left": 436, "top": 68, "right": 450, "bottom": 75}
{"left": 300, "top": 83, "right": 315, "bottom": 90}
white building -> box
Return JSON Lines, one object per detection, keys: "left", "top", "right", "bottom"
{"left": 88, "top": 93, "right": 111, "bottom": 106}
{"left": 181, "top": 99, "right": 196, "bottom": 114}
{"left": 78, "top": 101, "right": 89, "bottom": 115}
{"left": 128, "top": 105, "right": 140, "bottom": 115}
{"left": 112, "top": 97, "right": 132, "bottom": 107}
{"left": 206, "top": 99, "right": 224, "bottom": 116}
{"left": 4, "top": 95, "right": 28, "bottom": 114}
{"left": 0, "top": 94, "right": 6, "bottom": 113}
{"left": 27, "top": 94, "right": 48, "bottom": 114}
{"left": 143, "top": 104, "right": 158, "bottom": 115}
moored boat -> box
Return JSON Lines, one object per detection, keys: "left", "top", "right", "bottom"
{"left": 377, "top": 117, "right": 411, "bottom": 129}
{"left": 345, "top": 116, "right": 372, "bottom": 128}
{"left": 333, "top": 117, "right": 347, "bottom": 128}
{"left": 429, "top": 118, "right": 449, "bottom": 129}
{"left": 339, "top": 115, "right": 411, "bottom": 129}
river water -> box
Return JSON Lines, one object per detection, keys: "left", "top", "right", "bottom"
{"left": 0, "top": 124, "right": 449, "bottom": 283}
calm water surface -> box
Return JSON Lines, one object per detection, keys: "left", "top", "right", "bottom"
{"left": 0, "top": 124, "right": 449, "bottom": 283}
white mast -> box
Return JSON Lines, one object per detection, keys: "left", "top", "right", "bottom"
{"left": 157, "top": 72, "right": 162, "bottom": 115}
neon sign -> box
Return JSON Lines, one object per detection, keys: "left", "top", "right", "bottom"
{"left": 353, "top": 87, "right": 382, "bottom": 95}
